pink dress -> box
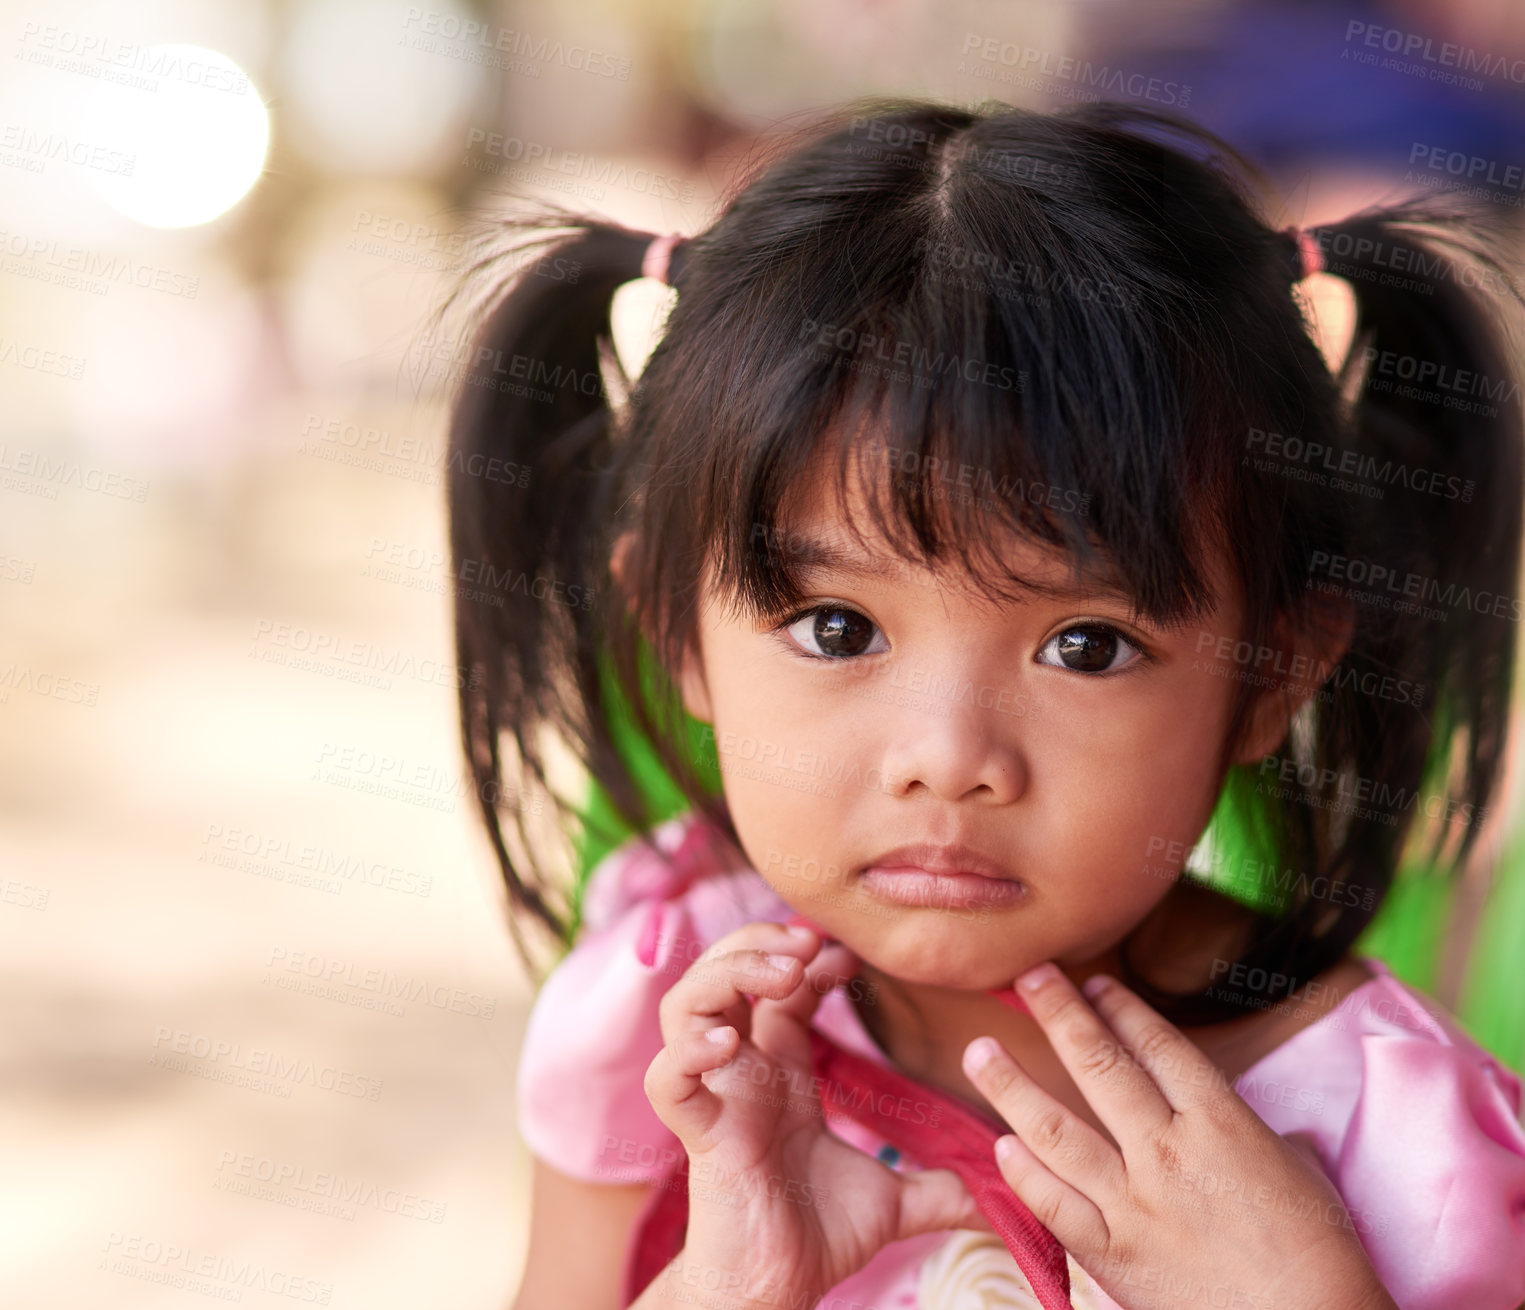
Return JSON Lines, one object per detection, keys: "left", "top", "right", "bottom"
{"left": 516, "top": 813, "right": 1525, "bottom": 1310}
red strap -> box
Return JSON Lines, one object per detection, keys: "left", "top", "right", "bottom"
{"left": 620, "top": 1023, "right": 1073, "bottom": 1309}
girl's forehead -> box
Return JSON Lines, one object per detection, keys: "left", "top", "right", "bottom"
{"left": 772, "top": 460, "right": 1238, "bottom": 620}
{"left": 778, "top": 447, "right": 1102, "bottom": 590}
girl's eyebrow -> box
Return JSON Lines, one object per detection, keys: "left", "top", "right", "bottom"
{"left": 783, "top": 537, "right": 891, "bottom": 581}
{"left": 782, "top": 534, "right": 1139, "bottom": 607}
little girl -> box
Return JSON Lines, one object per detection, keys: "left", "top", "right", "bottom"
{"left": 442, "top": 99, "right": 1525, "bottom": 1309}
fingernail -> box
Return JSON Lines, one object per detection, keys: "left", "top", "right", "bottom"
{"left": 785, "top": 924, "right": 815, "bottom": 939}
{"left": 704, "top": 1027, "right": 731, "bottom": 1047}
{"left": 995, "top": 1135, "right": 1020, "bottom": 1163}
{"left": 1082, "top": 974, "right": 1114, "bottom": 999}
{"left": 964, "top": 1036, "right": 999, "bottom": 1074}
{"left": 765, "top": 953, "right": 797, "bottom": 971}
{"left": 1016, "top": 962, "right": 1058, "bottom": 993}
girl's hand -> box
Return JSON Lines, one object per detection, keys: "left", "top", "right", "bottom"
{"left": 962, "top": 965, "right": 1399, "bottom": 1310}
{"left": 644, "top": 921, "right": 992, "bottom": 1308}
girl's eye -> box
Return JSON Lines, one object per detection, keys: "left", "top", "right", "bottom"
{"left": 1036, "top": 623, "right": 1143, "bottom": 675}
{"left": 778, "top": 605, "right": 890, "bottom": 660}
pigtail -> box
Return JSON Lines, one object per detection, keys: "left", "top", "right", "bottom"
{"left": 1185, "top": 194, "right": 1525, "bottom": 1016}
{"left": 1314, "top": 195, "right": 1523, "bottom": 874}
{"left": 443, "top": 217, "right": 662, "bottom": 968}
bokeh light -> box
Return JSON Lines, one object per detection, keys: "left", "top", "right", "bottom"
{"left": 84, "top": 44, "right": 270, "bottom": 228}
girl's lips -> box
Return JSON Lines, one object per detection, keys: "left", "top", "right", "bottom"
{"left": 858, "top": 865, "right": 1030, "bottom": 909}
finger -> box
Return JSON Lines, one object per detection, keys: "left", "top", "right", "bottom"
{"left": 749, "top": 939, "right": 859, "bottom": 1067}
{"left": 1071, "top": 970, "right": 1242, "bottom": 1119}
{"left": 643, "top": 1023, "right": 744, "bottom": 1144}
{"left": 990, "top": 1130, "right": 1111, "bottom": 1257}
{"left": 1012, "top": 963, "right": 1175, "bottom": 1147}
{"left": 962, "top": 1035, "right": 1125, "bottom": 1203}
{"left": 893, "top": 1167, "right": 996, "bottom": 1244}
{"left": 657, "top": 921, "right": 819, "bottom": 1048}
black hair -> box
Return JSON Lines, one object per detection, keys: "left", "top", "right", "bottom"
{"left": 443, "top": 96, "right": 1524, "bottom": 1022}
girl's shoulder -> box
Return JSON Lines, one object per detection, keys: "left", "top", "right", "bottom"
{"left": 1228, "top": 957, "right": 1525, "bottom": 1309}
{"left": 514, "top": 811, "right": 795, "bottom": 1183}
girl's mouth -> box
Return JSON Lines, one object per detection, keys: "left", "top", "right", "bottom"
{"left": 857, "top": 866, "right": 1029, "bottom": 909}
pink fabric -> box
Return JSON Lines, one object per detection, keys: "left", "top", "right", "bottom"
{"left": 515, "top": 813, "right": 1525, "bottom": 1310}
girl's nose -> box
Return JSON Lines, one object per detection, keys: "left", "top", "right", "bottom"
{"left": 877, "top": 696, "right": 1029, "bottom": 805}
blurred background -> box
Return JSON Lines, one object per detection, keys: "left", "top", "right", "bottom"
{"left": 3, "top": 0, "right": 1525, "bottom": 1305}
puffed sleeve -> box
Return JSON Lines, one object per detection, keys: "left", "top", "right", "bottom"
{"left": 515, "top": 890, "right": 691, "bottom": 1184}
{"left": 1331, "top": 1033, "right": 1525, "bottom": 1310}
{"left": 514, "top": 817, "right": 792, "bottom": 1185}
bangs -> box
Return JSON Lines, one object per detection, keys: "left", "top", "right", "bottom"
{"left": 664, "top": 129, "right": 1238, "bottom": 629}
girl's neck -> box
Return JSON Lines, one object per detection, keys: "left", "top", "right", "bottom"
{"left": 846, "top": 939, "right": 1374, "bottom": 1151}
{"left": 849, "top": 946, "right": 1127, "bottom": 1083}
{"left": 841, "top": 884, "right": 1315, "bottom": 1142}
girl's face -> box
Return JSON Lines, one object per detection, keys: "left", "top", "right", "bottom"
{"left": 672, "top": 457, "right": 1284, "bottom": 992}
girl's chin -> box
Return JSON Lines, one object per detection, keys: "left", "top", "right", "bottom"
{"left": 784, "top": 899, "right": 1050, "bottom": 990}
{"left": 846, "top": 935, "right": 1035, "bottom": 993}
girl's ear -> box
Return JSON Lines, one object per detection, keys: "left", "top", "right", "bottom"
{"left": 1228, "top": 601, "right": 1357, "bottom": 765}
{"left": 674, "top": 636, "right": 714, "bottom": 726}
{"left": 609, "top": 529, "right": 714, "bottom": 725}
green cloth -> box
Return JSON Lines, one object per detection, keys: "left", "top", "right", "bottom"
{"left": 567, "top": 639, "right": 1523, "bottom": 1076}
{"left": 566, "top": 638, "right": 721, "bottom": 946}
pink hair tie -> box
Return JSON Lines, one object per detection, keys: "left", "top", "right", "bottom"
{"left": 641, "top": 232, "right": 684, "bottom": 285}
{"left": 1286, "top": 226, "right": 1324, "bottom": 280}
